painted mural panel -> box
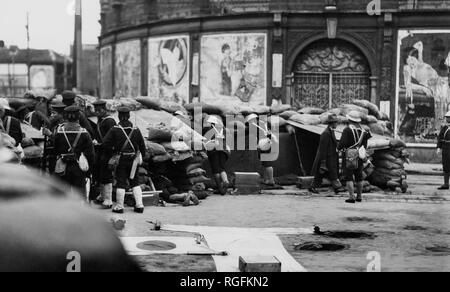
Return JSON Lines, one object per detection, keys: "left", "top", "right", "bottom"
{"left": 200, "top": 33, "right": 267, "bottom": 106}
{"left": 100, "top": 45, "right": 113, "bottom": 99}
{"left": 148, "top": 35, "right": 190, "bottom": 104}
{"left": 115, "top": 40, "right": 141, "bottom": 98}
{"left": 396, "top": 30, "right": 450, "bottom": 144}
{"left": 30, "top": 65, "right": 54, "bottom": 90}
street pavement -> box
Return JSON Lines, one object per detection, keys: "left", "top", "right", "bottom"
{"left": 101, "top": 178, "right": 450, "bottom": 272}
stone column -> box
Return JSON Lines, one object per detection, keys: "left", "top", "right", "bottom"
{"left": 370, "top": 76, "right": 379, "bottom": 105}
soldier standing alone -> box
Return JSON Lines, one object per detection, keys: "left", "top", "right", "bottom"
{"left": 437, "top": 111, "right": 450, "bottom": 190}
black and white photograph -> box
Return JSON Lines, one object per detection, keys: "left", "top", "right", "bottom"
{"left": 0, "top": 0, "right": 450, "bottom": 279}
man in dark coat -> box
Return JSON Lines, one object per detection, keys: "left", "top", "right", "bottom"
{"left": 0, "top": 105, "right": 23, "bottom": 146}
{"left": 437, "top": 111, "right": 450, "bottom": 190}
{"left": 53, "top": 106, "right": 95, "bottom": 197}
{"left": 92, "top": 100, "right": 117, "bottom": 208}
{"left": 103, "top": 107, "right": 146, "bottom": 214}
{"left": 310, "top": 114, "right": 345, "bottom": 195}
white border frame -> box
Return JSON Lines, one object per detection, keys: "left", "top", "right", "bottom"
{"left": 199, "top": 31, "right": 268, "bottom": 106}
{"left": 395, "top": 29, "right": 450, "bottom": 148}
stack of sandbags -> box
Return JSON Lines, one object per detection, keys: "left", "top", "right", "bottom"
{"left": 146, "top": 123, "right": 174, "bottom": 164}
{"left": 167, "top": 152, "right": 210, "bottom": 193}
{"left": 21, "top": 138, "right": 43, "bottom": 160}
{"left": 288, "top": 113, "right": 322, "bottom": 126}
{"left": 368, "top": 139, "right": 409, "bottom": 193}
{"left": 106, "top": 98, "right": 143, "bottom": 112}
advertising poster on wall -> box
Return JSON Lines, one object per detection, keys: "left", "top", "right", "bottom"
{"left": 148, "top": 35, "right": 190, "bottom": 104}
{"left": 396, "top": 30, "right": 450, "bottom": 145}
{"left": 200, "top": 32, "right": 267, "bottom": 106}
{"left": 100, "top": 46, "right": 113, "bottom": 99}
{"left": 115, "top": 40, "right": 141, "bottom": 98}
{"left": 30, "top": 65, "right": 54, "bottom": 90}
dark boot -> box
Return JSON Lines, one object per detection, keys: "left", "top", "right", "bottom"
{"left": 438, "top": 173, "right": 450, "bottom": 190}
{"left": 214, "top": 174, "right": 224, "bottom": 195}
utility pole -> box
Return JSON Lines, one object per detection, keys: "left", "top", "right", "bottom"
{"left": 73, "top": 0, "right": 83, "bottom": 92}
{"left": 26, "top": 11, "right": 31, "bottom": 90}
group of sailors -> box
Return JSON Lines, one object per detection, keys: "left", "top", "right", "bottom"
{"left": 1, "top": 91, "right": 147, "bottom": 214}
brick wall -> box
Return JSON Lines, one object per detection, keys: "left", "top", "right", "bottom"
{"left": 100, "top": 0, "right": 450, "bottom": 35}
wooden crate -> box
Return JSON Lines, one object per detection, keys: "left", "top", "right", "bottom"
{"left": 239, "top": 256, "right": 282, "bottom": 273}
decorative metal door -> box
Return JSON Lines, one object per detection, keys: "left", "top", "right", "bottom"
{"left": 292, "top": 39, "right": 371, "bottom": 109}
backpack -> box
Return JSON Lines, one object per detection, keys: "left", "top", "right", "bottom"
{"left": 345, "top": 127, "right": 366, "bottom": 170}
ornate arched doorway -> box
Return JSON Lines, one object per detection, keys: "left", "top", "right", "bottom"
{"left": 292, "top": 39, "right": 371, "bottom": 109}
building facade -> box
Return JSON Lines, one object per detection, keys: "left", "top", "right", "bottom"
{"left": 0, "top": 45, "right": 72, "bottom": 97}
{"left": 98, "top": 0, "right": 450, "bottom": 155}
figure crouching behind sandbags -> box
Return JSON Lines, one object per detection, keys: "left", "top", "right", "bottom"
{"left": 437, "top": 111, "right": 450, "bottom": 190}
{"left": 103, "top": 107, "right": 146, "bottom": 214}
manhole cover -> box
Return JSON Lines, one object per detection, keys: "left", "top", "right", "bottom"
{"left": 137, "top": 241, "right": 177, "bottom": 252}
{"left": 295, "top": 242, "right": 349, "bottom": 252}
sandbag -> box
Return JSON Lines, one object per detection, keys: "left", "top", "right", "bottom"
{"left": 162, "top": 141, "right": 190, "bottom": 152}
{"left": 298, "top": 107, "right": 325, "bottom": 115}
{"left": 186, "top": 162, "right": 204, "bottom": 173}
{"left": 289, "top": 114, "right": 321, "bottom": 125}
{"left": 185, "top": 103, "right": 223, "bottom": 116}
{"left": 218, "top": 104, "right": 240, "bottom": 116}
{"left": 390, "top": 139, "right": 407, "bottom": 149}
{"left": 368, "top": 138, "right": 390, "bottom": 149}
{"left": 161, "top": 101, "right": 186, "bottom": 114}
{"left": 365, "top": 115, "right": 379, "bottom": 124}
{"left": 136, "top": 97, "right": 161, "bottom": 111}
{"left": 319, "top": 112, "right": 335, "bottom": 124}
{"left": 279, "top": 110, "right": 298, "bottom": 120}
{"left": 351, "top": 100, "right": 379, "bottom": 116}
{"left": 152, "top": 154, "right": 172, "bottom": 163}
{"left": 373, "top": 159, "right": 403, "bottom": 170}
{"left": 271, "top": 104, "right": 292, "bottom": 115}
{"left": 340, "top": 104, "right": 369, "bottom": 117}
{"left": 23, "top": 145, "right": 43, "bottom": 159}
{"left": 374, "top": 152, "right": 398, "bottom": 163}
{"left": 239, "top": 105, "right": 257, "bottom": 116}
{"left": 253, "top": 105, "right": 271, "bottom": 115}
{"left": 187, "top": 168, "right": 207, "bottom": 178}
{"left": 21, "top": 138, "right": 35, "bottom": 148}
{"left": 375, "top": 167, "right": 406, "bottom": 178}
{"left": 171, "top": 151, "right": 194, "bottom": 162}
{"left": 145, "top": 141, "right": 167, "bottom": 157}
{"left": 269, "top": 116, "right": 287, "bottom": 127}
{"left": 147, "top": 124, "right": 173, "bottom": 142}
{"left": 7, "top": 98, "right": 37, "bottom": 111}
{"left": 369, "top": 123, "right": 385, "bottom": 135}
